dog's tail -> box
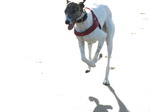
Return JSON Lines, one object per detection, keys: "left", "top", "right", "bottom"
{"left": 89, "top": 96, "right": 99, "bottom": 105}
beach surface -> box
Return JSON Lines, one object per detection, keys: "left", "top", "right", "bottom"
{"left": 0, "top": 0, "right": 150, "bottom": 112}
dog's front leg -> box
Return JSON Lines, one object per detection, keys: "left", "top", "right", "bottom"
{"left": 78, "top": 41, "right": 96, "bottom": 67}
{"left": 85, "top": 43, "right": 92, "bottom": 73}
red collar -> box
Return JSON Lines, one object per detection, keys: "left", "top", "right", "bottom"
{"left": 74, "top": 8, "right": 101, "bottom": 36}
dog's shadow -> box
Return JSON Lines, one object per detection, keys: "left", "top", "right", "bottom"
{"left": 89, "top": 96, "right": 112, "bottom": 112}
{"left": 89, "top": 86, "right": 129, "bottom": 112}
{"left": 107, "top": 85, "right": 129, "bottom": 112}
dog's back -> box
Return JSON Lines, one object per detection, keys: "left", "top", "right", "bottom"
{"left": 87, "top": 4, "right": 112, "bottom": 28}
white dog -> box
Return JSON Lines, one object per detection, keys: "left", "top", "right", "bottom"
{"left": 64, "top": 0, "right": 115, "bottom": 85}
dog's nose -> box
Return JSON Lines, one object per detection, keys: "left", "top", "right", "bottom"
{"left": 65, "top": 20, "right": 70, "bottom": 24}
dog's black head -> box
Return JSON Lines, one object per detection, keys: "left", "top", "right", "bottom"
{"left": 64, "top": 0, "right": 86, "bottom": 30}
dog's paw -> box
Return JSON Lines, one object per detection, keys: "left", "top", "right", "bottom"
{"left": 103, "top": 80, "right": 110, "bottom": 86}
{"left": 85, "top": 70, "right": 90, "bottom": 73}
{"left": 98, "top": 53, "right": 103, "bottom": 60}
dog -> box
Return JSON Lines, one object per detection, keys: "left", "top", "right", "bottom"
{"left": 64, "top": 0, "right": 115, "bottom": 85}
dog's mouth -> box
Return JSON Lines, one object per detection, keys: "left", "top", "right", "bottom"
{"left": 68, "top": 22, "right": 75, "bottom": 30}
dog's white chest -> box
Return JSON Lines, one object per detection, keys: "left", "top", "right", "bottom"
{"left": 77, "top": 28, "right": 106, "bottom": 43}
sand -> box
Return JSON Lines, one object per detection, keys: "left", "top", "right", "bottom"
{"left": 0, "top": 0, "right": 150, "bottom": 112}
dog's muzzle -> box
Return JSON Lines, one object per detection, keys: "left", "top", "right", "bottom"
{"left": 65, "top": 19, "right": 70, "bottom": 24}
{"left": 65, "top": 18, "right": 75, "bottom": 30}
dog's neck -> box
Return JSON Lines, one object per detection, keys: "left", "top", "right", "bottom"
{"left": 76, "top": 11, "right": 87, "bottom": 23}
{"left": 74, "top": 9, "right": 93, "bottom": 33}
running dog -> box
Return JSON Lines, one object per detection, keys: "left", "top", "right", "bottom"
{"left": 64, "top": 0, "right": 115, "bottom": 85}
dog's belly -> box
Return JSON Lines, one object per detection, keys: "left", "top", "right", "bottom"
{"left": 83, "top": 36, "right": 97, "bottom": 43}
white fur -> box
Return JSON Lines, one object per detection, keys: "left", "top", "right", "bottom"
{"left": 75, "top": 4, "right": 115, "bottom": 85}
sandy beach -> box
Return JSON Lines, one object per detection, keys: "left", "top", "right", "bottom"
{"left": 0, "top": 0, "right": 150, "bottom": 112}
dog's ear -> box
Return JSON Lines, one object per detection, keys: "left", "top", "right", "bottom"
{"left": 79, "top": 2, "right": 85, "bottom": 8}
{"left": 67, "top": 0, "right": 70, "bottom": 4}
{"left": 79, "top": 0, "right": 86, "bottom": 8}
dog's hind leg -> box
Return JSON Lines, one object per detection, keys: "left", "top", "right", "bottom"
{"left": 92, "top": 41, "right": 104, "bottom": 64}
{"left": 103, "top": 39, "right": 112, "bottom": 85}
{"left": 85, "top": 43, "right": 92, "bottom": 73}
{"left": 103, "top": 19, "right": 115, "bottom": 86}
{"left": 93, "top": 31, "right": 106, "bottom": 64}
